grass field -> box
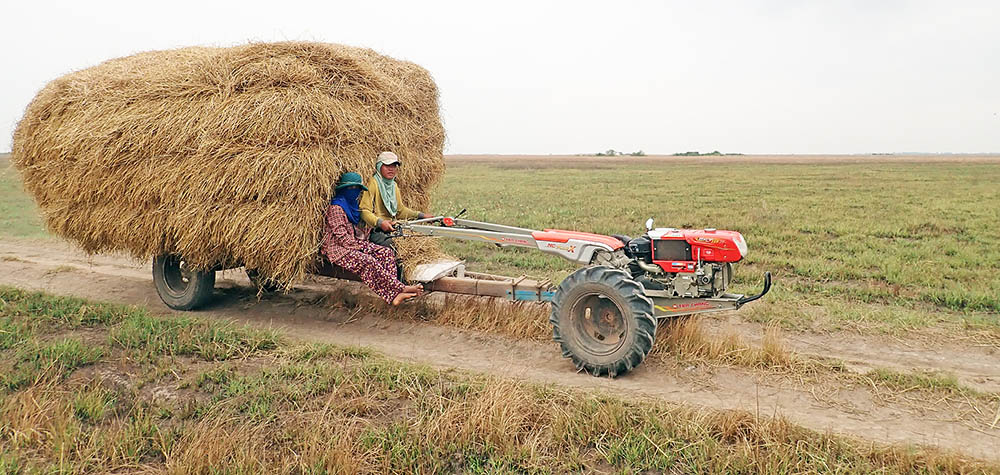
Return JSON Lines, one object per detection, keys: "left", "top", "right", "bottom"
{"left": 2, "top": 153, "right": 998, "bottom": 337}
{"left": 0, "top": 154, "right": 45, "bottom": 239}
{"left": 0, "top": 286, "right": 990, "bottom": 473}
{"left": 431, "top": 155, "right": 1000, "bottom": 335}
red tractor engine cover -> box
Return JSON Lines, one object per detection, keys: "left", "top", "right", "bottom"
{"left": 648, "top": 228, "right": 746, "bottom": 273}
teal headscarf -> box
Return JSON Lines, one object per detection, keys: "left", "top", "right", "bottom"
{"left": 375, "top": 169, "right": 398, "bottom": 217}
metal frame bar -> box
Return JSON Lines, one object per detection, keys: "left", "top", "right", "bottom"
{"left": 649, "top": 295, "right": 744, "bottom": 318}
{"left": 648, "top": 272, "right": 771, "bottom": 318}
{"left": 450, "top": 218, "right": 538, "bottom": 234}
{"left": 405, "top": 224, "right": 539, "bottom": 249}
{"left": 407, "top": 216, "right": 538, "bottom": 235}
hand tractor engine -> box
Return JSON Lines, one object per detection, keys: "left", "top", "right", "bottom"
{"left": 621, "top": 227, "right": 744, "bottom": 299}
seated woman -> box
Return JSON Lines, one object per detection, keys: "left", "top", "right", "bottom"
{"left": 321, "top": 172, "right": 422, "bottom": 306}
{"left": 360, "top": 151, "right": 430, "bottom": 281}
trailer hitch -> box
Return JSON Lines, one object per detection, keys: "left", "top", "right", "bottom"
{"left": 736, "top": 272, "right": 772, "bottom": 306}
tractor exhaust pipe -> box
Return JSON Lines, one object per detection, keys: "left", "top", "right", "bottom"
{"left": 736, "top": 272, "right": 771, "bottom": 306}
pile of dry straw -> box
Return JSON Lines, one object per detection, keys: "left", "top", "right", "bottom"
{"left": 12, "top": 42, "right": 447, "bottom": 285}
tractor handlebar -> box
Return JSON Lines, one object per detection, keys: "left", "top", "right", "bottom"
{"left": 389, "top": 209, "right": 467, "bottom": 238}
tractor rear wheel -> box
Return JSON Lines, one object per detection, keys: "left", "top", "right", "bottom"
{"left": 550, "top": 266, "right": 656, "bottom": 377}
{"left": 245, "top": 268, "right": 282, "bottom": 293}
{"left": 152, "top": 254, "right": 216, "bottom": 310}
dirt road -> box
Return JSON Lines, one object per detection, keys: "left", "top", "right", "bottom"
{"left": 1, "top": 239, "right": 998, "bottom": 461}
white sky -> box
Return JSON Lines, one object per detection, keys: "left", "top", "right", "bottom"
{"left": 2, "top": 0, "right": 998, "bottom": 154}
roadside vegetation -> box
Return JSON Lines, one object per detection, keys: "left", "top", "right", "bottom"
{"left": 1, "top": 286, "right": 995, "bottom": 473}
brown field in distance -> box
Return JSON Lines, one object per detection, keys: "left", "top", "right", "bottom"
{"left": 447, "top": 152, "right": 1000, "bottom": 166}
{"left": 6, "top": 151, "right": 999, "bottom": 168}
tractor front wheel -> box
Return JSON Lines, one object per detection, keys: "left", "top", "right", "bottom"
{"left": 550, "top": 266, "right": 656, "bottom": 377}
{"left": 152, "top": 254, "right": 216, "bottom": 310}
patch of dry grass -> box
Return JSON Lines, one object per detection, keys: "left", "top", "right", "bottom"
{"left": 654, "top": 317, "right": 800, "bottom": 370}
{"left": 421, "top": 295, "right": 551, "bottom": 340}
{"left": 323, "top": 282, "right": 551, "bottom": 340}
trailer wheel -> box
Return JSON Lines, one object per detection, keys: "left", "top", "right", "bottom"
{"left": 152, "top": 254, "right": 215, "bottom": 310}
{"left": 550, "top": 266, "right": 656, "bottom": 377}
{"left": 245, "top": 268, "right": 282, "bottom": 293}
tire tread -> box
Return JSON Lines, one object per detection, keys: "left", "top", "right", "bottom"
{"left": 550, "top": 266, "right": 656, "bottom": 378}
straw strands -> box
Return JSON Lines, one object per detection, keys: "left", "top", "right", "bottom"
{"left": 11, "top": 42, "right": 446, "bottom": 285}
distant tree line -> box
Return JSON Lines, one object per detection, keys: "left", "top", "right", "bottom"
{"left": 594, "top": 149, "right": 645, "bottom": 157}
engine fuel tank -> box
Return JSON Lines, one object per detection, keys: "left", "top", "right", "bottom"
{"left": 647, "top": 228, "right": 746, "bottom": 273}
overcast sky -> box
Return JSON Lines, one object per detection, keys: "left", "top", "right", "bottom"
{"left": 2, "top": 0, "right": 998, "bottom": 154}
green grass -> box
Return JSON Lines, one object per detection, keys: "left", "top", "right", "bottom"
{"left": 109, "top": 312, "right": 281, "bottom": 361}
{"left": 72, "top": 384, "right": 118, "bottom": 424}
{"left": 865, "top": 368, "right": 967, "bottom": 395}
{"left": 430, "top": 159, "right": 1000, "bottom": 333}
{"left": 0, "top": 286, "right": 994, "bottom": 473}
{"left": 2, "top": 338, "right": 104, "bottom": 390}
{"left": 0, "top": 158, "right": 47, "bottom": 240}
{"left": 0, "top": 286, "right": 280, "bottom": 392}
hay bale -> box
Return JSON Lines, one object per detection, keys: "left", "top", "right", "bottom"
{"left": 12, "top": 42, "right": 446, "bottom": 285}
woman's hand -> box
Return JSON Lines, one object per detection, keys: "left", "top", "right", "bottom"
{"left": 379, "top": 219, "right": 395, "bottom": 232}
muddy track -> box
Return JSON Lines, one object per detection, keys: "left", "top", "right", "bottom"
{"left": 1, "top": 239, "right": 998, "bottom": 461}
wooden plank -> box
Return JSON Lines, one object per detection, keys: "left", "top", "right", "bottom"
{"left": 425, "top": 276, "right": 483, "bottom": 296}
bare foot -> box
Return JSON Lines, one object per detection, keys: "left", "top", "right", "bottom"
{"left": 392, "top": 291, "right": 419, "bottom": 306}
{"left": 403, "top": 284, "right": 424, "bottom": 295}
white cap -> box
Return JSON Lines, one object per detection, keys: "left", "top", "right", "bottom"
{"left": 377, "top": 151, "right": 400, "bottom": 166}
